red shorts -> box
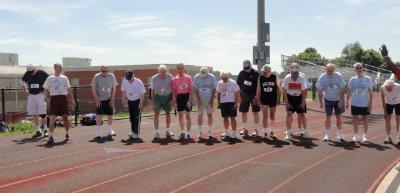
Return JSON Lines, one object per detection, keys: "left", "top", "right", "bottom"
{"left": 396, "top": 68, "right": 400, "bottom": 80}
{"left": 50, "top": 95, "right": 70, "bottom": 116}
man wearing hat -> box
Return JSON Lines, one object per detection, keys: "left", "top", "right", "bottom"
{"left": 236, "top": 60, "right": 261, "bottom": 137}
{"left": 21, "top": 64, "right": 49, "bottom": 138}
{"left": 121, "top": 70, "right": 146, "bottom": 141}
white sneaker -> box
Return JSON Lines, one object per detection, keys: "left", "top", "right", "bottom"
{"left": 198, "top": 131, "right": 204, "bottom": 139}
{"left": 303, "top": 129, "right": 311, "bottom": 139}
{"left": 336, "top": 132, "right": 344, "bottom": 142}
{"left": 131, "top": 133, "right": 139, "bottom": 138}
{"left": 384, "top": 136, "right": 392, "bottom": 144}
{"left": 231, "top": 132, "right": 237, "bottom": 139}
{"left": 323, "top": 133, "right": 331, "bottom": 142}
{"left": 252, "top": 129, "right": 259, "bottom": 137}
{"left": 221, "top": 131, "right": 229, "bottom": 138}
{"left": 108, "top": 129, "right": 116, "bottom": 136}
{"left": 208, "top": 130, "right": 212, "bottom": 138}
{"left": 362, "top": 134, "right": 368, "bottom": 143}
{"left": 154, "top": 132, "right": 160, "bottom": 139}
{"left": 166, "top": 130, "right": 174, "bottom": 138}
{"left": 352, "top": 134, "right": 358, "bottom": 143}
{"left": 284, "top": 130, "right": 292, "bottom": 140}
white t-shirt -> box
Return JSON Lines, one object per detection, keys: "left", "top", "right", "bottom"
{"left": 217, "top": 79, "right": 240, "bottom": 103}
{"left": 283, "top": 74, "right": 306, "bottom": 96}
{"left": 121, "top": 78, "right": 146, "bottom": 101}
{"left": 381, "top": 83, "right": 400, "bottom": 105}
{"left": 43, "top": 75, "right": 71, "bottom": 96}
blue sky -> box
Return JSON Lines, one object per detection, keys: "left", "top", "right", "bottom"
{"left": 0, "top": 0, "right": 399, "bottom": 73}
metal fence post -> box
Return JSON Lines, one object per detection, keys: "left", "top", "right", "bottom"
{"left": 73, "top": 86, "right": 79, "bottom": 126}
{"left": 1, "top": 88, "right": 5, "bottom": 122}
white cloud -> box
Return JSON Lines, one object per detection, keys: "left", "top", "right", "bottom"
{"left": 0, "top": 0, "right": 98, "bottom": 23}
{"left": 0, "top": 36, "right": 31, "bottom": 46}
{"left": 107, "top": 15, "right": 164, "bottom": 30}
{"left": 128, "top": 27, "right": 177, "bottom": 38}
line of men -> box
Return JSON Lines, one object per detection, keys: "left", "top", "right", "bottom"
{"left": 21, "top": 53, "right": 400, "bottom": 146}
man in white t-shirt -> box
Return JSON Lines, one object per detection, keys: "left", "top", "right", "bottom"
{"left": 381, "top": 79, "right": 400, "bottom": 145}
{"left": 282, "top": 63, "right": 310, "bottom": 140}
{"left": 121, "top": 70, "right": 146, "bottom": 142}
{"left": 43, "top": 63, "right": 75, "bottom": 145}
{"left": 217, "top": 72, "right": 240, "bottom": 141}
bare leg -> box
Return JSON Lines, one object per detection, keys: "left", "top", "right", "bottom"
{"left": 153, "top": 110, "right": 160, "bottom": 130}
{"left": 362, "top": 115, "right": 368, "bottom": 134}
{"left": 166, "top": 111, "right": 171, "bottom": 129}
{"left": 385, "top": 114, "right": 392, "bottom": 135}
{"left": 186, "top": 112, "right": 191, "bottom": 132}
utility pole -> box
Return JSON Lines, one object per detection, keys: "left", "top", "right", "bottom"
{"left": 253, "top": 0, "right": 270, "bottom": 72}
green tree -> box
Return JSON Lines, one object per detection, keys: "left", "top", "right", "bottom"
{"left": 362, "top": 49, "right": 385, "bottom": 69}
{"left": 297, "top": 47, "right": 322, "bottom": 59}
{"left": 341, "top": 41, "right": 364, "bottom": 62}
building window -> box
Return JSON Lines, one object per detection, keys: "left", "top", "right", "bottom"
{"left": 70, "top": 78, "right": 80, "bottom": 86}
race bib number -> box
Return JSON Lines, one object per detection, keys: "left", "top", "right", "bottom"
{"left": 160, "top": 88, "right": 167, "bottom": 94}
{"left": 264, "top": 87, "right": 273, "bottom": 93}
{"left": 179, "top": 84, "right": 188, "bottom": 90}
{"left": 328, "top": 84, "right": 338, "bottom": 90}
{"left": 354, "top": 89, "right": 367, "bottom": 96}
{"left": 244, "top": 80, "right": 252, "bottom": 86}
{"left": 199, "top": 88, "right": 210, "bottom": 93}
{"left": 128, "top": 93, "right": 134, "bottom": 97}
{"left": 222, "top": 92, "right": 231, "bottom": 97}
{"left": 288, "top": 83, "right": 301, "bottom": 90}
{"left": 389, "top": 96, "right": 398, "bottom": 103}
{"left": 101, "top": 87, "right": 111, "bottom": 92}
{"left": 30, "top": 84, "right": 39, "bottom": 89}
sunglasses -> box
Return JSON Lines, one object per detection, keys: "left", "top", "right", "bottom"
{"left": 101, "top": 70, "right": 108, "bottom": 73}
{"left": 355, "top": 67, "right": 363, "bottom": 70}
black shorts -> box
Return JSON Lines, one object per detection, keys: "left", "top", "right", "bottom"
{"left": 261, "top": 97, "right": 277, "bottom": 107}
{"left": 96, "top": 99, "right": 114, "bottom": 115}
{"left": 239, "top": 93, "right": 260, "bottom": 112}
{"left": 386, "top": 104, "right": 400, "bottom": 115}
{"left": 351, "top": 106, "right": 370, "bottom": 116}
{"left": 50, "top": 95, "right": 69, "bottom": 116}
{"left": 176, "top": 93, "right": 192, "bottom": 112}
{"left": 287, "top": 94, "right": 307, "bottom": 114}
{"left": 220, "top": 102, "right": 237, "bottom": 117}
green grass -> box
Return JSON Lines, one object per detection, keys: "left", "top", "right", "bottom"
{"left": 0, "top": 122, "right": 35, "bottom": 137}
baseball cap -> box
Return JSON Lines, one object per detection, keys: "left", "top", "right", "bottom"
{"left": 26, "top": 64, "right": 35, "bottom": 71}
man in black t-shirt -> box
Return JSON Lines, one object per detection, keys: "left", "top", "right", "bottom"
{"left": 236, "top": 60, "right": 261, "bottom": 137}
{"left": 21, "top": 64, "right": 49, "bottom": 138}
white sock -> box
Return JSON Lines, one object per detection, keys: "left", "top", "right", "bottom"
{"left": 208, "top": 127, "right": 212, "bottom": 134}
{"left": 225, "top": 129, "right": 229, "bottom": 134}
{"left": 96, "top": 126, "right": 101, "bottom": 137}
{"left": 155, "top": 128, "right": 160, "bottom": 133}
{"left": 198, "top": 126, "right": 203, "bottom": 133}
{"left": 108, "top": 125, "right": 113, "bottom": 132}
{"left": 243, "top": 123, "right": 248, "bottom": 130}
{"left": 254, "top": 124, "right": 259, "bottom": 130}
{"left": 43, "top": 124, "right": 48, "bottom": 131}
{"left": 36, "top": 126, "right": 41, "bottom": 132}
{"left": 264, "top": 128, "right": 269, "bottom": 133}
{"left": 49, "top": 131, "right": 53, "bottom": 137}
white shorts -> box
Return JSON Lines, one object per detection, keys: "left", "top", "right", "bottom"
{"left": 27, "top": 94, "right": 47, "bottom": 116}
{"left": 198, "top": 100, "right": 213, "bottom": 115}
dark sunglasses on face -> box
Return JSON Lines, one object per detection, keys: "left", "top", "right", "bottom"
{"left": 102, "top": 70, "right": 108, "bottom": 73}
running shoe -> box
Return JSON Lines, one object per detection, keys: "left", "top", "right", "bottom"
{"left": 384, "top": 136, "right": 392, "bottom": 144}
{"left": 46, "top": 137, "right": 54, "bottom": 145}
{"left": 252, "top": 129, "right": 259, "bottom": 137}
{"left": 240, "top": 129, "right": 248, "bottom": 136}
{"left": 32, "top": 131, "right": 42, "bottom": 138}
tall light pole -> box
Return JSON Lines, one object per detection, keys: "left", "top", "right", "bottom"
{"left": 253, "top": 0, "right": 270, "bottom": 72}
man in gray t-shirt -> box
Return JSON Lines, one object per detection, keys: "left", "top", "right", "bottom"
{"left": 193, "top": 67, "right": 217, "bottom": 139}
{"left": 151, "top": 65, "right": 174, "bottom": 140}
{"left": 91, "top": 65, "right": 118, "bottom": 141}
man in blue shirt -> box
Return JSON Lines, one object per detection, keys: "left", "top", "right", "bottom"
{"left": 346, "top": 62, "right": 373, "bottom": 143}
{"left": 316, "top": 63, "right": 346, "bottom": 142}
{"left": 193, "top": 67, "right": 217, "bottom": 139}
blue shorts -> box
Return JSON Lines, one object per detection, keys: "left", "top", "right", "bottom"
{"left": 324, "top": 99, "right": 345, "bottom": 116}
